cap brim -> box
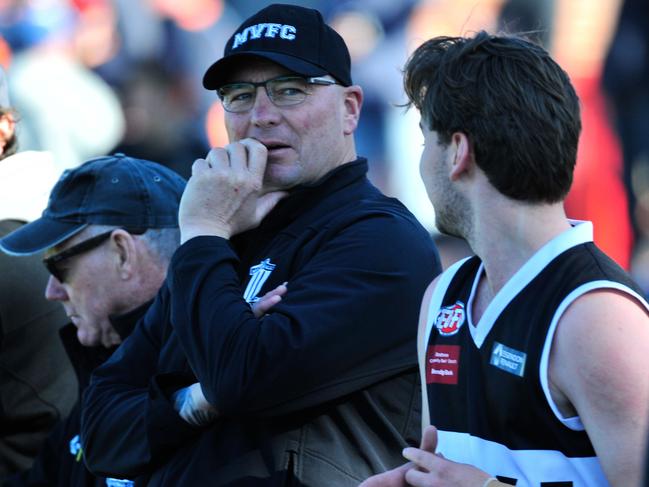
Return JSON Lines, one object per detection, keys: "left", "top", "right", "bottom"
{"left": 0, "top": 217, "right": 87, "bottom": 256}
{"left": 203, "top": 52, "right": 328, "bottom": 90}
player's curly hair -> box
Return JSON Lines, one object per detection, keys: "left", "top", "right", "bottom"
{"left": 403, "top": 31, "right": 581, "bottom": 204}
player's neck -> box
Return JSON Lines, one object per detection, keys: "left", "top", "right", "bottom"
{"left": 470, "top": 200, "right": 570, "bottom": 298}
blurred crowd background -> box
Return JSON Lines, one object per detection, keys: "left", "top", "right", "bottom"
{"left": 0, "top": 0, "right": 647, "bottom": 293}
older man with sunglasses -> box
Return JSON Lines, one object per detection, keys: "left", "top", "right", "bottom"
{"left": 1, "top": 154, "right": 286, "bottom": 487}
{"left": 0, "top": 154, "right": 186, "bottom": 486}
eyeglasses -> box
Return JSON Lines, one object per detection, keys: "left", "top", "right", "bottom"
{"left": 43, "top": 227, "right": 146, "bottom": 283}
{"left": 217, "top": 75, "right": 339, "bottom": 113}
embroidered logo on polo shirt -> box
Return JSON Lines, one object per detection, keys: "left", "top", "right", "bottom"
{"left": 69, "top": 434, "right": 82, "bottom": 461}
{"left": 243, "top": 258, "right": 276, "bottom": 303}
{"left": 434, "top": 301, "right": 466, "bottom": 336}
{"left": 232, "top": 23, "right": 297, "bottom": 49}
{"left": 490, "top": 341, "right": 527, "bottom": 377}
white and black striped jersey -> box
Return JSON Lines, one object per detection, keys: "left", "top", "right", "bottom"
{"left": 419, "top": 222, "right": 648, "bottom": 486}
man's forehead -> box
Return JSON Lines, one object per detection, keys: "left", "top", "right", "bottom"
{"left": 224, "top": 58, "right": 296, "bottom": 83}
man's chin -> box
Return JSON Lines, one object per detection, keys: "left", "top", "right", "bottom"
{"left": 435, "top": 221, "right": 462, "bottom": 240}
{"left": 263, "top": 164, "right": 297, "bottom": 192}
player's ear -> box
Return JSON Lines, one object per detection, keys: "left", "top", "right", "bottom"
{"left": 449, "top": 132, "right": 472, "bottom": 181}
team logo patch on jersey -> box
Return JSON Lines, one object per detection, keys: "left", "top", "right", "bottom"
{"left": 426, "top": 345, "right": 460, "bottom": 384}
{"left": 434, "top": 301, "right": 466, "bottom": 336}
{"left": 243, "top": 258, "right": 276, "bottom": 303}
{"left": 490, "top": 341, "right": 527, "bottom": 377}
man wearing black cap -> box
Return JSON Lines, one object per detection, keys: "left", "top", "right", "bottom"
{"left": 81, "top": 4, "right": 441, "bottom": 486}
{"left": 0, "top": 154, "right": 186, "bottom": 487}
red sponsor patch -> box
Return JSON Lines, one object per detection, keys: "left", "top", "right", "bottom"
{"left": 426, "top": 345, "right": 460, "bottom": 384}
{"left": 434, "top": 302, "right": 465, "bottom": 336}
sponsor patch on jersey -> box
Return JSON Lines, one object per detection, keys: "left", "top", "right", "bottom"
{"left": 434, "top": 301, "right": 466, "bottom": 336}
{"left": 490, "top": 341, "right": 527, "bottom": 377}
{"left": 426, "top": 345, "right": 460, "bottom": 384}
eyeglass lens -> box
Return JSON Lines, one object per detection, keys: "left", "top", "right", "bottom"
{"left": 218, "top": 76, "right": 336, "bottom": 113}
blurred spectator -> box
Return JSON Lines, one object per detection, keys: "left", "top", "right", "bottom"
{"left": 497, "top": 0, "right": 554, "bottom": 45}
{"left": 549, "top": 0, "right": 633, "bottom": 271}
{"left": 327, "top": 0, "right": 419, "bottom": 191}
{"left": 229, "top": 0, "right": 324, "bottom": 19}
{"left": 602, "top": 0, "right": 649, "bottom": 287}
{"left": 0, "top": 66, "right": 77, "bottom": 481}
{"left": 0, "top": 0, "right": 124, "bottom": 170}
{"left": 102, "top": 0, "right": 243, "bottom": 176}
{"left": 111, "top": 60, "right": 204, "bottom": 178}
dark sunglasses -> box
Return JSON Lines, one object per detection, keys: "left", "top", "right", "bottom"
{"left": 43, "top": 227, "right": 146, "bottom": 283}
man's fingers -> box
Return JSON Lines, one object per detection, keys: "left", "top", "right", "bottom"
{"left": 239, "top": 138, "right": 269, "bottom": 177}
{"left": 402, "top": 447, "right": 440, "bottom": 472}
{"left": 252, "top": 295, "right": 281, "bottom": 318}
{"left": 404, "top": 467, "right": 437, "bottom": 487}
{"left": 225, "top": 142, "right": 248, "bottom": 171}
{"left": 358, "top": 462, "right": 412, "bottom": 487}
{"left": 252, "top": 283, "right": 288, "bottom": 317}
{"left": 191, "top": 157, "right": 210, "bottom": 175}
{"left": 263, "top": 283, "right": 288, "bottom": 299}
{"left": 421, "top": 425, "right": 438, "bottom": 452}
{"left": 203, "top": 147, "right": 230, "bottom": 171}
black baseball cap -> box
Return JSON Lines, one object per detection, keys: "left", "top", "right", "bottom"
{"left": 203, "top": 3, "right": 352, "bottom": 90}
{"left": 0, "top": 153, "right": 186, "bottom": 255}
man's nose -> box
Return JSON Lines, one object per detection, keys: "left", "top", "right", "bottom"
{"left": 250, "top": 87, "right": 281, "bottom": 127}
{"left": 44, "top": 275, "right": 69, "bottom": 301}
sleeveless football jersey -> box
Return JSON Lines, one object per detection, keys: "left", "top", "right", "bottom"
{"left": 419, "top": 222, "right": 648, "bottom": 486}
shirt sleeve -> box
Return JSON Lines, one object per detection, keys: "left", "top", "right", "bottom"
{"left": 80, "top": 287, "right": 199, "bottom": 478}
{"left": 168, "top": 213, "right": 440, "bottom": 416}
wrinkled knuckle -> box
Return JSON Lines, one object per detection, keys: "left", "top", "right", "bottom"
{"left": 252, "top": 142, "right": 268, "bottom": 157}
{"left": 209, "top": 146, "right": 228, "bottom": 158}
{"left": 191, "top": 158, "right": 205, "bottom": 173}
{"left": 234, "top": 173, "right": 249, "bottom": 186}
{"left": 211, "top": 147, "right": 230, "bottom": 164}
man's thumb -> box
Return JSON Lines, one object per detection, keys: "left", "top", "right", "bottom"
{"left": 421, "top": 425, "right": 438, "bottom": 452}
{"left": 256, "top": 191, "right": 288, "bottom": 222}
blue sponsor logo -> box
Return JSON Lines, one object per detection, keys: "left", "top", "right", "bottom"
{"left": 490, "top": 341, "right": 527, "bottom": 377}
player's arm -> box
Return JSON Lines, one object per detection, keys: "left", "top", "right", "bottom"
{"left": 549, "top": 289, "right": 649, "bottom": 487}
